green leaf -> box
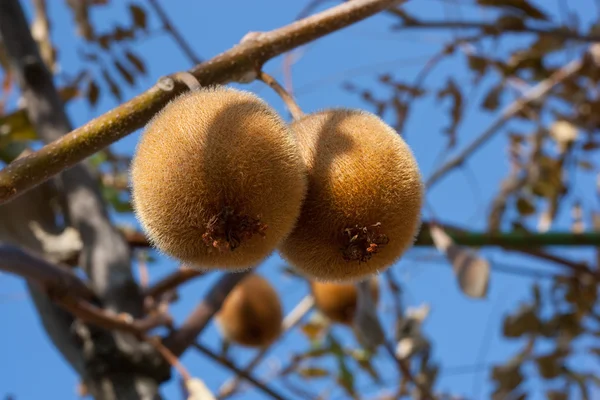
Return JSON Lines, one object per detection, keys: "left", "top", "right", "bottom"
{"left": 0, "top": 109, "right": 37, "bottom": 148}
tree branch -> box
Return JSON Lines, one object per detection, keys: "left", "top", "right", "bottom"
{"left": 146, "top": 0, "right": 202, "bottom": 65}
{"left": 425, "top": 50, "right": 587, "bottom": 189}
{"left": 192, "top": 341, "right": 290, "bottom": 400}
{"left": 392, "top": 19, "right": 600, "bottom": 43}
{"left": 0, "top": 0, "right": 404, "bottom": 205}
{"left": 124, "top": 224, "right": 600, "bottom": 249}
{"left": 164, "top": 270, "right": 253, "bottom": 356}
{"left": 144, "top": 265, "right": 205, "bottom": 299}
{"left": 0, "top": 242, "right": 95, "bottom": 300}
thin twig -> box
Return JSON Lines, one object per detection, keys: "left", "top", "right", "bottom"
{"left": 144, "top": 265, "right": 206, "bottom": 299}
{"left": 393, "top": 19, "right": 600, "bottom": 43}
{"left": 425, "top": 52, "right": 586, "bottom": 189}
{"left": 258, "top": 71, "right": 304, "bottom": 120}
{"left": 0, "top": 0, "right": 401, "bottom": 205}
{"left": 383, "top": 341, "right": 435, "bottom": 400}
{"left": 0, "top": 243, "right": 95, "bottom": 300}
{"left": 192, "top": 341, "right": 290, "bottom": 400}
{"left": 147, "top": 336, "right": 192, "bottom": 381}
{"left": 218, "top": 295, "right": 315, "bottom": 399}
{"left": 54, "top": 296, "right": 171, "bottom": 336}
{"left": 145, "top": 0, "right": 202, "bottom": 65}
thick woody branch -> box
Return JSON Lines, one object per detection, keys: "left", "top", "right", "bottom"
{"left": 125, "top": 224, "right": 600, "bottom": 249}
{"left": 0, "top": 243, "right": 170, "bottom": 335}
{"left": 0, "top": 0, "right": 403, "bottom": 205}
{"left": 0, "top": 243, "right": 95, "bottom": 300}
{"left": 164, "top": 270, "right": 253, "bottom": 356}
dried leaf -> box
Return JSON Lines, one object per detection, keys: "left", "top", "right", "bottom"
{"left": 300, "top": 319, "right": 327, "bottom": 342}
{"left": 578, "top": 160, "right": 595, "bottom": 171}
{"left": 535, "top": 351, "right": 564, "bottom": 379}
{"left": 125, "top": 50, "right": 147, "bottom": 75}
{"left": 86, "top": 79, "right": 100, "bottom": 107}
{"left": 546, "top": 390, "right": 568, "bottom": 400}
{"left": 66, "top": 0, "right": 95, "bottom": 40}
{"left": 58, "top": 85, "right": 80, "bottom": 103}
{"left": 503, "top": 304, "right": 541, "bottom": 337}
{"left": 129, "top": 3, "right": 147, "bottom": 30}
{"left": 491, "top": 361, "right": 524, "bottom": 393}
{"left": 482, "top": 84, "right": 503, "bottom": 111}
{"left": 298, "top": 367, "right": 330, "bottom": 379}
{"left": 436, "top": 77, "right": 464, "bottom": 148}
{"left": 430, "top": 225, "right": 490, "bottom": 298}
{"left": 516, "top": 197, "right": 536, "bottom": 216}
{"left": 113, "top": 59, "right": 135, "bottom": 86}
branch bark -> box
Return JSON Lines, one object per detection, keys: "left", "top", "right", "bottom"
{"left": 0, "top": 0, "right": 403, "bottom": 204}
{"left": 0, "top": 1, "right": 169, "bottom": 398}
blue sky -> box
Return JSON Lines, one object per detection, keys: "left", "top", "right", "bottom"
{"left": 1, "top": 0, "right": 599, "bottom": 399}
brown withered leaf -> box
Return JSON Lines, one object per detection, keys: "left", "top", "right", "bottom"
{"left": 113, "top": 59, "right": 135, "bottom": 86}
{"left": 86, "top": 79, "right": 100, "bottom": 107}
{"left": 546, "top": 390, "right": 568, "bottom": 400}
{"left": 436, "top": 77, "right": 464, "bottom": 148}
{"left": 125, "top": 50, "right": 147, "bottom": 75}
{"left": 535, "top": 350, "right": 566, "bottom": 380}
{"left": 482, "top": 84, "right": 503, "bottom": 111}
{"left": 467, "top": 54, "right": 489, "bottom": 83}
{"left": 430, "top": 225, "right": 490, "bottom": 298}
{"left": 503, "top": 304, "right": 541, "bottom": 338}
{"left": 100, "top": 68, "right": 122, "bottom": 102}
{"left": 516, "top": 197, "right": 536, "bottom": 216}
{"left": 66, "top": 0, "right": 95, "bottom": 40}
{"left": 129, "top": 3, "right": 147, "bottom": 31}
{"left": 477, "top": 0, "right": 548, "bottom": 21}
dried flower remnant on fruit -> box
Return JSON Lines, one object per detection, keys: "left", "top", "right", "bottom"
{"left": 341, "top": 222, "right": 389, "bottom": 263}
{"left": 202, "top": 206, "right": 268, "bottom": 252}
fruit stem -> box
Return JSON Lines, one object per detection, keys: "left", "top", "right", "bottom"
{"left": 258, "top": 71, "right": 304, "bottom": 120}
{"left": 202, "top": 206, "right": 268, "bottom": 252}
{"left": 341, "top": 223, "right": 389, "bottom": 263}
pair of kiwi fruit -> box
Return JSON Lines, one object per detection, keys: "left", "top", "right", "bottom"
{"left": 212, "top": 273, "right": 380, "bottom": 348}
{"left": 130, "top": 85, "right": 423, "bottom": 282}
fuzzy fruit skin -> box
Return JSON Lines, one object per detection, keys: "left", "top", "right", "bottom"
{"left": 130, "top": 86, "right": 307, "bottom": 270}
{"left": 215, "top": 274, "right": 283, "bottom": 347}
{"left": 311, "top": 278, "right": 379, "bottom": 325}
{"left": 279, "top": 109, "right": 423, "bottom": 282}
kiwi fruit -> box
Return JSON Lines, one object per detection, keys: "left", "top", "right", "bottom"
{"left": 311, "top": 278, "right": 379, "bottom": 325}
{"left": 130, "top": 86, "right": 307, "bottom": 270}
{"left": 279, "top": 109, "right": 423, "bottom": 281}
{"left": 215, "top": 274, "right": 283, "bottom": 347}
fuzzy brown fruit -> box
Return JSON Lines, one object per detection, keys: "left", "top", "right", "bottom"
{"left": 215, "top": 274, "right": 283, "bottom": 347}
{"left": 279, "top": 109, "right": 423, "bottom": 281}
{"left": 311, "top": 278, "right": 379, "bottom": 325}
{"left": 130, "top": 86, "right": 307, "bottom": 269}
